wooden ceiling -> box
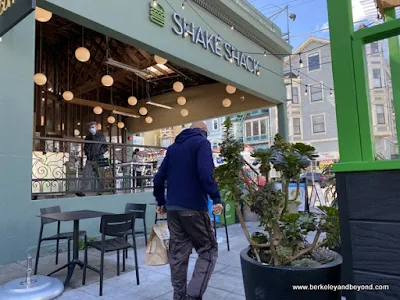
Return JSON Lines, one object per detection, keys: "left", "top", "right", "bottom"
{"left": 35, "top": 14, "right": 215, "bottom": 108}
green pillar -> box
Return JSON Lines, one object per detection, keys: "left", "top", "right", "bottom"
{"left": 386, "top": 8, "right": 400, "bottom": 153}
{"left": 326, "top": 0, "right": 363, "bottom": 163}
{"left": 277, "top": 103, "right": 288, "bottom": 142}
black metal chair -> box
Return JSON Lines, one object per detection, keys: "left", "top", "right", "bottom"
{"left": 34, "top": 206, "right": 87, "bottom": 275}
{"left": 212, "top": 203, "right": 230, "bottom": 251}
{"left": 124, "top": 203, "right": 147, "bottom": 259}
{"left": 82, "top": 213, "right": 139, "bottom": 296}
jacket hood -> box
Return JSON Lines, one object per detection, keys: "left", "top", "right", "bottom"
{"left": 175, "top": 128, "right": 204, "bottom": 143}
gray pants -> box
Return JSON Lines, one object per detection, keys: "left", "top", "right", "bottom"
{"left": 82, "top": 160, "right": 104, "bottom": 191}
{"left": 167, "top": 210, "right": 218, "bottom": 300}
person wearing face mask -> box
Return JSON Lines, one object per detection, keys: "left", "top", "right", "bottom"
{"left": 153, "top": 121, "right": 223, "bottom": 300}
{"left": 76, "top": 121, "right": 108, "bottom": 197}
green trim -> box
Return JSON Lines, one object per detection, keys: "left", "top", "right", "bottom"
{"left": 353, "top": 16, "right": 400, "bottom": 44}
{"left": 352, "top": 39, "right": 375, "bottom": 161}
{"left": 333, "top": 160, "right": 400, "bottom": 172}
{"left": 386, "top": 8, "right": 400, "bottom": 156}
{"left": 326, "top": 0, "right": 363, "bottom": 162}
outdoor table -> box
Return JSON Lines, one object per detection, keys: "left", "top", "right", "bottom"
{"left": 38, "top": 210, "right": 111, "bottom": 286}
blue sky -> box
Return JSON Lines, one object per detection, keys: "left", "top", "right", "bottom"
{"left": 250, "top": 0, "right": 330, "bottom": 50}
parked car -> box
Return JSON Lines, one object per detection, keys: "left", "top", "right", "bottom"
{"left": 300, "top": 172, "right": 327, "bottom": 188}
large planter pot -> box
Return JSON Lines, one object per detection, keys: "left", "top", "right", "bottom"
{"left": 240, "top": 248, "right": 342, "bottom": 300}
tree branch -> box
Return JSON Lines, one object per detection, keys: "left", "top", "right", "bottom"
{"left": 234, "top": 204, "right": 269, "bottom": 249}
{"left": 287, "top": 231, "right": 328, "bottom": 263}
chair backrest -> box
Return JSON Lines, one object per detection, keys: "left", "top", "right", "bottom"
{"left": 125, "top": 203, "right": 147, "bottom": 219}
{"left": 40, "top": 206, "right": 61, "bottom": 225}
{"left": 100, "top": 213, "right": 135, "bottom": 237}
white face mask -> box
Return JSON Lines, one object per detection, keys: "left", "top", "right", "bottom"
{"left": 89, "top": 127, "right": 97, "bottom": 134}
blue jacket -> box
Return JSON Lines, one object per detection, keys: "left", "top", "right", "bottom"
{"left": 153, "top": 128, "right": 221, "bottom": 210}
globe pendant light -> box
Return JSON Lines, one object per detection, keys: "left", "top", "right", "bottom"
{"left": 154, "top": 55, "right": 167, "bottom": 65}
{"left": 226, "top": 85, "right": 236, "bottom": 94}
{"left": 145, "top": 116, "right": 153, "bottom": 124}
{"left": 222, "top": 98, "right": 232, "bottom": 107}
{"left": 101, "top": 74, "right": 114, "bottom": 87}
{"left": 173, "top": 81, "right": 184, "bottom": 92}
{"left": 117, "top": 121, "right": 125, "bottom": 129}
{"left": 75, "top": 27, "right": 90, "bottom": 62}
{"left": 107, "top": 116, "right": 116, "bottom": 124}
{"left": 34, "top": 24, "right": 47, "bottom": 86}
{"left": 139, "top": 107, "right": 148, "bottom": 116}
{"left": 177, "top": 96, "right": 186, "bottom": 106}
{"left": 35, "top": 7, "right": 52, "bottom": 22}
{"left": 62, "top": 91, "right": 74, "bottom": 101}
{"left": 181, "top": 109, "right": 189, "bottom": 117}
{"left": 63, "top": 39, "right": 74, "bottom": 101}
{"left": 93, "top": 106, "right": 103, "bottom": 115}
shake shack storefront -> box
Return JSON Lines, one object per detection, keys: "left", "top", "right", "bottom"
{"left": 0, "top": 0, "right": 290, "bottom": 264}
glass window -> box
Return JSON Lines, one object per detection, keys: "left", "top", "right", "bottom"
{"left": 245, "top": 122, "right": 251, "bottom": 137}
{"left": 376, "top": 104, "right": 385, "bottom": 124}
{"left": 212, "top": 119, "right": 218, "bottom": 131}
{"left": 310, "top": 84, "right": 323, "bottom": 102}
{"left": 371, "top": 42, "right": 379, "bottom": 54}
{"left": 292, "top": 87, "right": 299, "bottom": 104}
{"left": 253, "top": 121, "right": 260, "bottom": 136}
{"left": 293, "top": 118, "right": 301, "bottom": 135}
{"left": 373, "top": 69, "right": 382, "bottom": 88}
{"left": 312, "top": 115, "right": 325, "bottom": 133}
{"left": 260, "top": 119, "right": 266, "bottom": 135}
{"left": 308, "top": 53, "right": 320, "bottom": 71}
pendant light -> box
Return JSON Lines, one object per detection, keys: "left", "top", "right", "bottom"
{"left": 75, "top": 27, "right": 90, "bottom": 62}
{"left": 226, "top": 85, "right": 236, "bottom": 94}
{"left": 107, "top": 116, "right": 116, "bottom": 124}
{"left": 101, "top": 37, "right": 114, "bottom": 87}
{"left": 181, "top": 109, "right": 189, "bottom": 117}
{"left": 173, "top": 81, "right": 184, "bottom": 92}
{"left": 34, "top": 24, "right": 47, "bottom": 86}
{"left": 145, "top": 116, "right": 153, "bottom": 124}
{"left": 35, "top": 7, "right": 52, "bottom": 22}
{"left": 63, "top": 38, "right": 74, "bottom": 101}
{"left": 93, "top": 88, "right": 103, "bottom": 115}
{"left": 117, "top": 121, "right": 125, "bottom": 129}
{"left": 128, "top": 76, "right": 138, "bottom": 106}
{"left": 177, "top": 96, "right": 186, "bottom": 106}
{"left": 222, "top": 98, "right": 232, "bottom": 107}
{"left": 154, "top": 55, "right": 167, "bottom": 65}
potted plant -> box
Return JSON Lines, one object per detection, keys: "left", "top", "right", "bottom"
{"left": 215, "top": 118, "right": 342, "bottom": 300}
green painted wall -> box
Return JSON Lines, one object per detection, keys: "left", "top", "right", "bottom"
{"left": 0, "top": 14, "right": 157, "bottom": 265}
{"left": 39, "top": 0, "right": 287, "bottom": 104}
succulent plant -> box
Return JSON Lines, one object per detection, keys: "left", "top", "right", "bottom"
{"left": 291, "top": 258, "right": 321, "bottom": 267}
{"left": 311, "top": 248, "right": 338, "bottom": 264}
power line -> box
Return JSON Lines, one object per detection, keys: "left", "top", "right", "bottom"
{"left": 162, "top": 0, "right": 334, "bottom": 92}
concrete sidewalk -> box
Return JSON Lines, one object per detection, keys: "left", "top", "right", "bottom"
{"left": 1, "top": 223, "right": 258, "bottom": 300}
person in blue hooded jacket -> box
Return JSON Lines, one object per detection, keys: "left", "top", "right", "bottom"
{"left": 153, "top": 121, "right": 223, "bottom": 300}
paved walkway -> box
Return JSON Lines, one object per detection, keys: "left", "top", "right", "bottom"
{"left": 1, "top": 223, "right": 259, "bottom": 300}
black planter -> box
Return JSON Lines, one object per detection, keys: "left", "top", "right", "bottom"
{"left": 240, "top": 248, "right": 342, "bottom": 300}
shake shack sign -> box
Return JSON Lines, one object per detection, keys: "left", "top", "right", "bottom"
{"left": 171, "top": 13, "right": 260, "bottom": 75}
{"left": 0, "top": 0, "right": 35, "bottom": 37}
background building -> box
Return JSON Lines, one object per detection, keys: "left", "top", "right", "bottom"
{"left": 285, "top": 36, "right": 396, "bottom": 164}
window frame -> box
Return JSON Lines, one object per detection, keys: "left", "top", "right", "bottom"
{"left": 292, "top": 117, "right": 301, "bottom": 135}
{"left": 212, "top": 119, "right": 219, "bottom": 131}
{"left": 309, "top": 82, "right": 324, "bottom": 102}
{"left": 244, "top": 117, "right": 269, "bottom": 138}
{"left": 372, "top": 68, "right": 383, "bottom": 88}
{"left": 376, "top": 104, "right": 386, "bottom": 125}
{"left": 311, "top": 114, "right": 326, "bottom": 134}
{"left": 307, "top": 52, "right": 321, "bottom": 72}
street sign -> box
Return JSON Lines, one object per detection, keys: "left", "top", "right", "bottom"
{"left": 0, "top": 0, "right": 35, "bottom": 38}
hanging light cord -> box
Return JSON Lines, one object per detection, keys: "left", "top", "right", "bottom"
{"left": 67, "top": 37, "right": 70, "bottom": 90}
{"left": 82, "top": 27, "right": 84, "bottom": 47}
{"left": 39, "top": 24, "right": 43, "bottom": 73}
